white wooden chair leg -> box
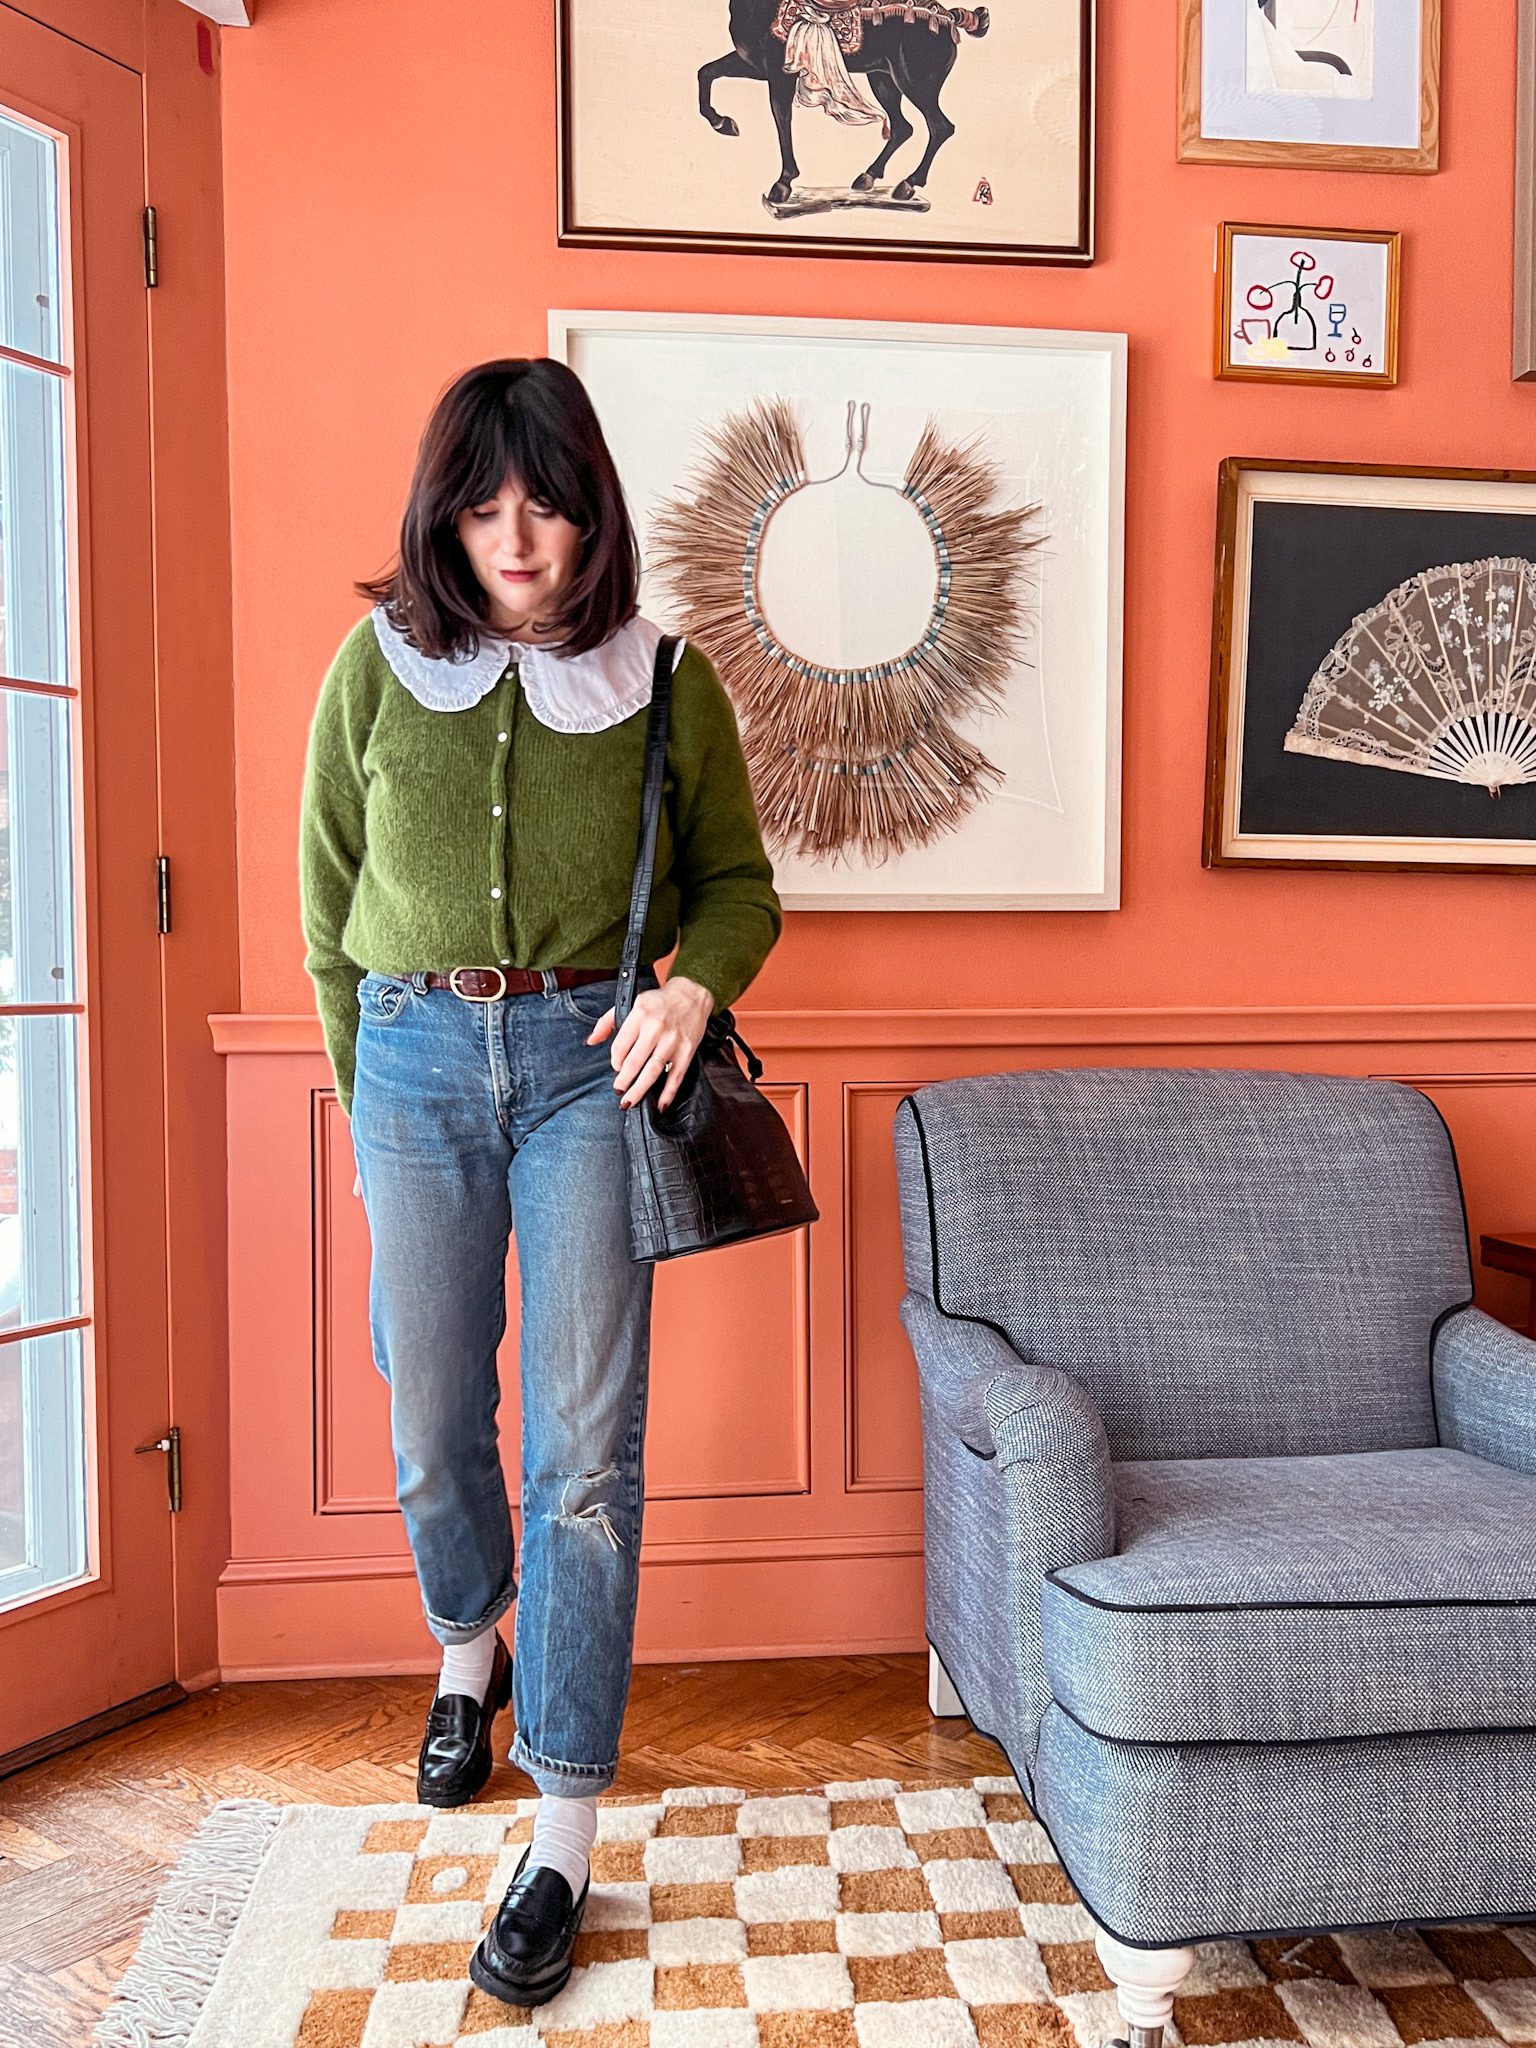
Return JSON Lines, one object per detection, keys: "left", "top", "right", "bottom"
{"left": 1094, "top": 1931, "right": 1196, "bottom": 2048}
{"left": 927, "top": 1646, "right": 966, "bottom": 1717}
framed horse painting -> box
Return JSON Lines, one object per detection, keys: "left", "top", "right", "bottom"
{"left": 555, "top": 0, "right": 1095, "bottom": 265}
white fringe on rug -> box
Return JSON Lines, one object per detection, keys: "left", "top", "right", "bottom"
{"left": 94, "top": 1799, "right": 283, "bottom": 2048}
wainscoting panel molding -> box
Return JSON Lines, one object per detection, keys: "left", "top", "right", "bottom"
{"left": 212, "top": 1006, "right": 1536, "bottom": 1676}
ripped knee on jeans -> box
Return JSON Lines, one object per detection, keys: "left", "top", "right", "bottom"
{"left": 554, "top": 1465, "right": 625, "bottom": 1551}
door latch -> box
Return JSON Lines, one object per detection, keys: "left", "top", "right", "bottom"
{"left": 135, "top": 1424, "right": 182, "bottom": 1513}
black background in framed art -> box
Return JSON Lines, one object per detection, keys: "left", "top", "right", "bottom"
{"left": 1238, "top": 499, "right": 1536, "bottom": 843}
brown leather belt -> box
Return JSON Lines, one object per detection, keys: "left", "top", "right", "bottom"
{"left": 423, "top": 966, "right": 617, "bottom": 1003}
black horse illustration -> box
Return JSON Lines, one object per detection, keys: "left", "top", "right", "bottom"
{"left": 698, "top": 0, "right": 990, "bottom": 211}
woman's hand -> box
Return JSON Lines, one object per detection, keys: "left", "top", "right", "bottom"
{"left": 587, "top": 975, "right": 713, "bottom": 1112}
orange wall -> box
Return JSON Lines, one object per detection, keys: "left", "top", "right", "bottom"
{"left": 222, "top": 0, "right": 1536, "bottom": 1021}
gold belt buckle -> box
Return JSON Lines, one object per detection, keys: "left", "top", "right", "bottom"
{"left": 448, "top": 966, "right": 509, "bottom": 1003}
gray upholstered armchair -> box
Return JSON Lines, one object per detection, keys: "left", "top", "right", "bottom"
{"left": 895, "top": 1066, "right": 1536, "bottom": 2048}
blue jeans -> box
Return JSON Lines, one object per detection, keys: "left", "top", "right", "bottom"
{"left": 349, "top": 967, "right": 657, "bottom": 1796}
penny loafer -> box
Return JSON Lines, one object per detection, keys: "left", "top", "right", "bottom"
{"left": 469, "top": 1844, "right": 590, "bottom": 2008}
{"left": 416, "top": 1630, "right": 512, "bottom": 1808}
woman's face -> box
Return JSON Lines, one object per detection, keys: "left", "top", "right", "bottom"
{"left": 455, "top": 474, "right": 583, "bottom": 636}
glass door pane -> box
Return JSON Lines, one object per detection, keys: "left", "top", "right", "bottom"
{"left": 0, "top": 107, "right": 86, "bottom": 1614}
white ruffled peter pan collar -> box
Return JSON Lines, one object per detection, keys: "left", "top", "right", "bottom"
{"left": 369, "top": 605, "right": 684, "bottom": 734}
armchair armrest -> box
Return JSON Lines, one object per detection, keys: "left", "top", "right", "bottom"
{"left": 1434, "top": 1305, "right": 1536, "bottom": 1476}
{"left": 899, "top": 1292, "right": 1115, "bottom": 1538}
{"left": 900, "top": 1293, "right": 1115, "bottom": 1755}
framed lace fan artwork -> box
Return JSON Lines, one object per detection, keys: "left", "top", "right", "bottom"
{"left": 1205, "top": 461, "right": 1536, "bottom": 872}
{"left": 551, "top": 309, "right": 1126, "bottom": 910}
{"left": 554, "top": 0, "right": 1094, "bottom": 265}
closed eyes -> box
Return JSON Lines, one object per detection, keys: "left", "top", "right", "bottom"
{"left": 469, "top": 501, "right": 559, "bottom": 521}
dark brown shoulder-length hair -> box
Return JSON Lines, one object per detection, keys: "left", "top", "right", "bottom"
{"left": 356, "top": 358, "right": 639, "bottom": 660}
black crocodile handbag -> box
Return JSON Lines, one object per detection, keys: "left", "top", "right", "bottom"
{"left": 616, "top": 636, "right": 820, "bottom": 1262}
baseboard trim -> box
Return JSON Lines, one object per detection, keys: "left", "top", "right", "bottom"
{"left": 0, "top": 1682, "right": 188, "bottom": 1782}
{"left": 218, "top": 1547, "right": 925, "bottom": 1671}
{"left": 219, "top": 1532, "right": 924, "bottom": 1589}
{"left": 216, "top": 1636, "right": 929, "bottom": 1682}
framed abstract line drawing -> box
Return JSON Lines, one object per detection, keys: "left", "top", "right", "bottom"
{"left": 1217, "top": 224, "right": 1400, "bottom": 386}
{"left": 1205, "top": 460, "right": 1536, "bottom": 873}
{"left": 1178, "top": 0, "right": 1440, "bottom": 172}
{"left": 555, "top": 0, "right": 1095, "bottom": 265}
{"left": 551, "top": 310, "right": 1126, "bottom": 910}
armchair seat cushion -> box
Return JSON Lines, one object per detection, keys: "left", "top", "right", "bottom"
{"left": 1041, "top": 1449, "right": 1536, "bottom": 1743}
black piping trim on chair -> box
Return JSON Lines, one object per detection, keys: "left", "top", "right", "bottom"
{"left": 1041, "top": 1572, "right": 1536, "bottom": 1617}
{"left": 1413, "top": 1084, "right": 1479, "bottom": 1447}
{"left": 1045, "top": 1686, "right": 1536, "bottom": 1754}
{"left": 925, "top": 1660, "right": 1536, "bottom": 1953}
{"left": 1028, "top": 1702, "right": 1536, "bottom": 1950}
{"left": 901, "top": 1079, "right": 1482, "bottom": 1455}
{"left": 900, "top": 1093, "right": 1012, "bottom": 1346}
{"left": 899, "top": 1094, "right": 1027, "bottom": 1426}
{"left": 922, "top": 1634, "right": 1048, "bottom": 1824}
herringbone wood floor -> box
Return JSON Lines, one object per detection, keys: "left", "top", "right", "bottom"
{"left": 0, "top": 1654, "right": 1000, "bottom": 2046}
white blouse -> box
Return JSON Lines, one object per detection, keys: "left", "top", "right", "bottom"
{"left": 369, "top": 605, "right": 685, "bottom": 734}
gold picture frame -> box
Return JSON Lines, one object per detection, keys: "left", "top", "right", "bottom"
{"left": 1517, "top": 0, "right": 1536, "bottom": 378}
{"left": 1204, "top": 459, "right": 1536, "bottom": 874}
{"left": 1216, "top": 223, "right": 1401, "bottom": 387}
{"left": 1178, "top": 0, "right": 1440, "bottom": 173}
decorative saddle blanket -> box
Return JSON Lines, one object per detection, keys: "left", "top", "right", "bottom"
{"left": 771, "top": 0, "right": 985, "bottom": 59}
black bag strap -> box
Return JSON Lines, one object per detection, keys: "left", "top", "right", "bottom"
{"left": 616, "top": 634, "right": 679, "bottom": 1027}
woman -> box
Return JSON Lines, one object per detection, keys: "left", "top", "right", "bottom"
{"left": 299, "top": 358, "right": 781, "bottom": 2008}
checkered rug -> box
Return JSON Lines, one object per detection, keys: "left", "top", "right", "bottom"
{"left": 94, "top": 1776, "right": 1536, "bottom": 2048}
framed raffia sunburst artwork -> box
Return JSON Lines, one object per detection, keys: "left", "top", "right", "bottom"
{"left": 551, "top": 310, "right": 1126, "bottom": 911}
{"left": 1206, "top": 460, "right": 1536, "bottom": 872}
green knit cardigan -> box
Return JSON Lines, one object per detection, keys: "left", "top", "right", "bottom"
{"left": 299, "top": 617, "right": 782, "bottom": 1114}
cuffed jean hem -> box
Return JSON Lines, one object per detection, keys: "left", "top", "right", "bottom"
{"left": 509, "top": 1732, "right": 618, "bottom": 1797}
{"left": 424, "top": 1585, "right": 517, "bottom": 1647}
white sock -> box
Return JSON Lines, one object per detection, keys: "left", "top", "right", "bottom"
{"left": 436, "top": 1628, "right": 497, "bottom": 1705}
{"left": 529, "top": 1793, "right": 598, "bottom": 1897}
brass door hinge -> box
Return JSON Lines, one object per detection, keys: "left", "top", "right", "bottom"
{"left": 143, "top": 206, "right": 158, "bottom": 289}
{"left": 156, "top": 855, "right": 171, "bottom": 935}
{"left": 135, "top": 1425, "right": 183, "bottom": 1513}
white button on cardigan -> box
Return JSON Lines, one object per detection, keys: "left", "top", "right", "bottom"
{"left": 369, "top": 605, "right": 686, "bottom": 732}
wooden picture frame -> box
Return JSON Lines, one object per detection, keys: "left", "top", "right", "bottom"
{"left": 1216, "top": 224, "right": 1401, "bottom": 387}
{"left": 555, "top": 0, "right": 1097, "bottom": 266}
{"left": 1205, "top": 459, "right": 1536, "bottom": 874}
{"left": 550, "top": 309, "right": 1127, "bottom": 910}
{"left": 1517, "top": 0, "right": 1536, "bottom": 378}
{"left": 1178, "top": 0, "right": 1440, "bottom": 173}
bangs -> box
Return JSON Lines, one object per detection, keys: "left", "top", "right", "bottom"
{"left": 454, "top": 398, "right": 591, "bottom": 535}
{"left": 357, "top": 358, "right": 638, "bottom": 661}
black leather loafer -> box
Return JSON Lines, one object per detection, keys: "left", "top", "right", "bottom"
{"left": 416, "top": 1630, "right": 512, "bottom": 1808}
{"left": 469, "top": 1844, "right": 590, "bottom": 2008}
